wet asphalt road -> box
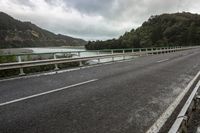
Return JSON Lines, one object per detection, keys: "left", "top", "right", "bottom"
{"left": 0, "top": 48, "right": 200, "bottom": 133}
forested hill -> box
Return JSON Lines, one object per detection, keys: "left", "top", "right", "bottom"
{"left": 85, "top": 12, "right": 200, "bottom": 50}
{"left": 0, "top": 12, "right": 86, "bottom": 49}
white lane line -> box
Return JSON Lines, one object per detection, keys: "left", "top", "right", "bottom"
{"left": 156, "top": 59, "right": 169, "bottom": 63}
{"left": 0, "top": 79, "right": 98, "bottom": 107}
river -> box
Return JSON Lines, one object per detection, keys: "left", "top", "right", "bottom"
{"left": 26, "top": 47, "right": 117, "bottom": 63}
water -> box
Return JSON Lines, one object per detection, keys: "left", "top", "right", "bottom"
{"left": 26, "top": 47, "right": 134, "bottom": 64}
{"left": 28, "top": 47, "right": 85, "bottom": 53}
{"left": 27, "top": 47, "right": 102, "bottom": 57}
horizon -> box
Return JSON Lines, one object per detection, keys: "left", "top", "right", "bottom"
{"left": 1, "top": 0, "right": 200, "bottom": 41}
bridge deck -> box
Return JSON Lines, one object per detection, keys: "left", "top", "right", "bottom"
{"left": 0, "top": 48, "right": 200, "bottom": 133}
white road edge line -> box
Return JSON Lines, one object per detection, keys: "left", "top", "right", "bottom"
{"left": 168, "top": 80, "right": 200, "bottom": 132}
{"left": 0, "top": 79, "right": 98, "bottom": 107}
{"left": 156, "top": 59, "right": 169, "bottom": 63}
{"left": 146, "top": 71, "right": 200, "bottom": 133}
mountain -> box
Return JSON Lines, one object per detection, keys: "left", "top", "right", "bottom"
{"left": 0, "top": 12, "right": 87, "bottom": 49}
{"left": 85, "top": 12, "right": 200, "bottom": 50}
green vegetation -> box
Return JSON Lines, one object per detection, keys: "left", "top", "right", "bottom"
{"left": 0, "top": 51, "right": 19, "bottom": 77}
{"left": 0, "top": 53, "right": 84, "bottom": 78}
{"left": 0, "top": 12, "right": 87, "bottom": 49}
{"left": 85, "top": 12, "right": 200, "bottom": 50}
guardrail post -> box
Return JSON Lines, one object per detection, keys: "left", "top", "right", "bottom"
{"left": 78, "top": 52, "right": 81, "bottom": 57}
{"left": 132, "top": 49, "right": 134, "bottom": 53}
{"left": 139, "top": 49, "right": 142, "bottom": 56}
{"left": 79, "top": 61, "right": 83, "bottom": 67}
{"left": 111, "top": 50, "right": 114, "bottom": 61}
{"left": 157, "top": 48, "right": 159, "bottom": 54}
{"left": 53, "top": 54, "right": 59, "bottom": 70}
{"left": 146, "top": 48, "right": 149, "bottom": 56}
{"left": 112, "top": 56, "right": 114, "bottom": 62}
{"left": 17, "top": 56, "right": 25, "bottom": 76}
{"left": 123, "top": 50, "right": 125, "bottom": 60}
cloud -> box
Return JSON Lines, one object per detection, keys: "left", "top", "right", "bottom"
{"left": 0, "top": 0, "right": 200, "bottom": 40}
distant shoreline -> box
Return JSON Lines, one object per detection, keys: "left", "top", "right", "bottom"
{"left": 0, "top": 46, "right": 85, "bottom": 55}
{"left": 0, "top": 48, "right": 33, "bottom": 55}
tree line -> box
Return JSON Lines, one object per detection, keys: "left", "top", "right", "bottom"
{"left": 85, "top": 12, "right": 200, "bottom": 50}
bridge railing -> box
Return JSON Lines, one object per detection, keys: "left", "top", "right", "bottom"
{"left": 0, "top": 46, "right": 183, "bottom": 59}
{"left": 146, "top": 70, "right": 200, "bottom": 133}
{"left": 168, "top": 79, "right": 200, "bottom": 133}
{"left": 0, "top": 46, "right": 197, "bottom": 75}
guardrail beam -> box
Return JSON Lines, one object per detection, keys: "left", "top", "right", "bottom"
{"left": 0, "top": 46, "right": 199, "bottom": 75}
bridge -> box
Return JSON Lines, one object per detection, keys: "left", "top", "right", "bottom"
{"left": 0, "top": 46, "right": 200, "bottom": 133}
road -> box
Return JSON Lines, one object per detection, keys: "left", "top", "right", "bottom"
{"left": 0, "top": 48, "right": 200, "bottom": 133}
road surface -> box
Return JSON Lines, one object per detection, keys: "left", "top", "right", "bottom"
{"left": 0, "top": 48, "right": 200, "bottom": 133}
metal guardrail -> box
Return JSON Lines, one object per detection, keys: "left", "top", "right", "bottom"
{"left": 0, "top": 46, "right": 198, "bottom": 75}
{"left": 0, "top": 46, "right": 182, "bottom": 57}
{"left": 169, "top": 79, "right": 200, "bottom": 133}
{"left": 146, "top": 70, "right": 200, "bottom": 133}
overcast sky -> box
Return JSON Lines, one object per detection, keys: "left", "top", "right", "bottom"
{"left": 0, "top": 0, "right": 200, "bottom": 40}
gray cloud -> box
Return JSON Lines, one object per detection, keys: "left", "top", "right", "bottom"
{"left": 0, "top": 0, "right": 200, "bottom": 40}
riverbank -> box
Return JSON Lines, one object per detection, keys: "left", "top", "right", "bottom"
{"left": 0, "top": 48, "right": 33, "bottom": 55}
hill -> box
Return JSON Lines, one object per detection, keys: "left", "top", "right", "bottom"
{"left": 85, "top": 12, "right": 200, "bottom": 50}
{"left": 0, "top": 12, "right": 86, "bottom": 49}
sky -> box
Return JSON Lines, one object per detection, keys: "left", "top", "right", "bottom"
{"left": 0, "top": 0, "right": 200, "bottom": 41}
